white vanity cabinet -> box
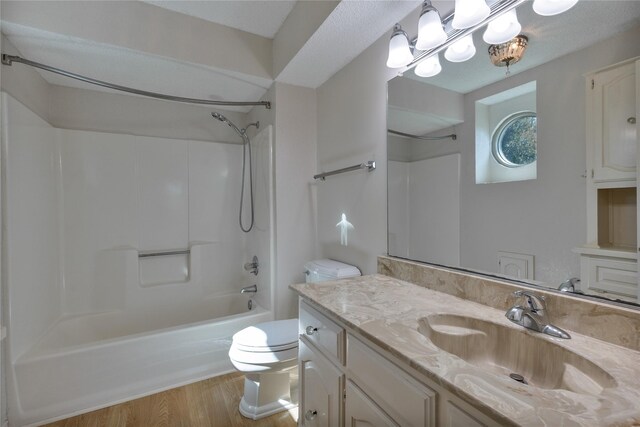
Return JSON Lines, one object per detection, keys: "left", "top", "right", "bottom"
{"left": 299, "top": 339, "right": 343, "bottom": 427}
{"left": 586, "top": 59, "right": 637, "bottom": 183}
{"left": 345, "top": 380, "right": 398, "bottom": 426}
{"left": 578, "top": 58, "right": 640, "bottom": 301}
{"left": 298, "top": 299, "right": 499, "bottom": 427}
{"left": 298, "top": 300, "right": 345, "bottom": 427}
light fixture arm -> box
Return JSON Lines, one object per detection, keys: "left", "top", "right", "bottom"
{"left": 405, "top": 0, "right": 528, "bottom": 71}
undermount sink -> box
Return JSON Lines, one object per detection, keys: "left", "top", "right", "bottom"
{"left": 417, "top": 314, "right": 617, "bottom": 396}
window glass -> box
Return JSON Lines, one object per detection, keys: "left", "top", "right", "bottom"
{"left": 492, "top": 112, "right": 537, "bottom": 167}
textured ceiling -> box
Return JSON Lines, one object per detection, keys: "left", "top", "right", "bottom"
{"left": 141, "top": 0, "right": 296, "bottom": 39}
{"left": 277, "top": 0, "right": 422, "bottom": 88}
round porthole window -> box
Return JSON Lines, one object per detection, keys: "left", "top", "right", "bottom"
{"left": 492, "top": 111, "right": 537, "bottom": 167}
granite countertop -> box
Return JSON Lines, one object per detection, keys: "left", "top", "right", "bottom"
{"left": 290, "top": 274, "right": 640, "bottom": 427}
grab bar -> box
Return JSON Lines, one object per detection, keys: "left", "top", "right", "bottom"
{"left": 139, "top": 249, "right": 190, "bottom": 258}
{"left": 314, "top": 161, "right": 376, "bottom": 181}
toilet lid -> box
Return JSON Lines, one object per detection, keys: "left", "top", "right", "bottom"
{"left": 232, "top": 318, "right": 299, "bottom": 351}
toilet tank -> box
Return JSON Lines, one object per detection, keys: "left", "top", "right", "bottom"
{"left": 304, "top": 259, "right": 361, "bottom": 283}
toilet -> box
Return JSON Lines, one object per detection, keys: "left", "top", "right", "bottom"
{"left": 229, "top": 259, "right": 360, "bottom": 420}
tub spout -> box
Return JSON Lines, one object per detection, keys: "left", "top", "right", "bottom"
{"left": 241, "top": 284, "right": 257, "bottom": 294}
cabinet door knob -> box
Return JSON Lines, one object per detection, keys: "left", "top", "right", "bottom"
{"left": 305, "top": 326, "right": 318, "bottom": 335}
{"left": 305, "top": 409, "right": 318, "bottom": 421}
{"left": 627, "top": 117, "right": 636, "bottom": 124}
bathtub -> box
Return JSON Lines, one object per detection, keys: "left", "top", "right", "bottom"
{"left": 9, "top": 293, "right": 272, "bottom": 426}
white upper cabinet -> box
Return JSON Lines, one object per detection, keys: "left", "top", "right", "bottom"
{"left": 587, "top": 59, "right": 638, "bottom": 182}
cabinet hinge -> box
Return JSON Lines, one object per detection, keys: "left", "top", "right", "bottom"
{"left": 591, "top": 169, "right": 594, "bottom": 178}
{"left": 591, "top": 79, "right": 594, "bottom": 89}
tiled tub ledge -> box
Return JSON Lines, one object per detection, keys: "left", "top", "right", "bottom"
{"left": 378, "top": 255, "right": 640, "bottom": 352}
{"left": 291, "top": 268, "right": 640, "bottom": 426}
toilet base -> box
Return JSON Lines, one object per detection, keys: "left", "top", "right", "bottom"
{"left": 238, "top": 371, "right": 298, "bottom": 420}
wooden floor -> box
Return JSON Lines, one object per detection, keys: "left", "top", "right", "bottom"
{"left": 44, "top": 373, "right": 298, "bottom": 427}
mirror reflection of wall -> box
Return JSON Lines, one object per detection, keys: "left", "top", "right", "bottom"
{"left": 387, "top": 1, "right": 640, "bottom": 304}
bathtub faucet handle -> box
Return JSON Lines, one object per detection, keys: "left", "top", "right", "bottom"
{"left": 244, "top": 255, "right": 259, "bottom": 276}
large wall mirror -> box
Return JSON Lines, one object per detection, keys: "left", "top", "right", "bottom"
{"left": 387, "top": 1, "right": 640, "bottom": 307}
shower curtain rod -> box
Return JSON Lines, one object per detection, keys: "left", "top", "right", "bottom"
{"left": 1, "top": 54, "right": 271, "bottom": 109}
{"left": 388, "top": 129, "right": 456, "bottom": 141}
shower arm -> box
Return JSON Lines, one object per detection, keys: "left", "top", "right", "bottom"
{"left": 1, "top": 54, "right": 271, "bottom": 109}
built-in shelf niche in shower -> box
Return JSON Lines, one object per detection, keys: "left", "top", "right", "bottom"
{"left": 597, "top": 187, "right": 637, "bottom": 250}
{"left": 138, "top": 250, "right": 190, "bottom": 287}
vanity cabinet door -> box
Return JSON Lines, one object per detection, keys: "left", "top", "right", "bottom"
{"left": 588, "top": 60, "right": 637, "bottom": 182}
{"left": 346, "top": 334, "right": 436, "bottom": 427}
{"left": 444, "top": 401, "right": 486, "bottom": 427}
{"left": 299, "top": 338, "right": 343, "bottom": 427}
{"left": 345, "top": 381, "right": 399, "bottom": 427}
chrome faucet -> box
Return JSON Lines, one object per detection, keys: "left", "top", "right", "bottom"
{"left": 505, "top": 290, "right": 571, "bottom": 339}
{"left": 240, "top": 284, "right": 257, "bottom": 294}
{"left": 558, "top": 277, "right": 582, "bottom": 294}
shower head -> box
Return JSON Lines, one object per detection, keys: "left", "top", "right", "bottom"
{"left": 211, "top": 111, "right": 244, "bottom": 138}
{"left": 211, "top": 112, "right": 225, "bottom": 122}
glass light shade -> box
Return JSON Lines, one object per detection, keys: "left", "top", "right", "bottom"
{"left": 483, "top": 9, "right": 521, "bottom": 44}
{"left": 444, "top": 34, "right": 476, "bottom": 62}
{"left": 416, "top": 9, "right": 447, "bottom": 51}
{"left": 386, "top": 27, "right": 414, "bottom": 68}
{"left": 451, "top": 0, "right": 490, "bottom": 29}
{"left": 532, "top": 0, "right": 579, "bottom": 16}
{"left": 415, "top": 54, "right": 442, "bottom": 77}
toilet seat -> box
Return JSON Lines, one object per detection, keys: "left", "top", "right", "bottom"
{"left": 232, "top": 318, "right": 298, "bottom": 349}
{"left": 229, "top": 318, "right": 299, "bottom": 366}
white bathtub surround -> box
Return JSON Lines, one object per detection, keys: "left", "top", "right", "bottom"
{"left": 2, "top": 92, "right": 275, "bottom": 425}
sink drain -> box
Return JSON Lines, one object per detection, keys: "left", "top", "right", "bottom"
{"left": 509, "top": 373, "right": 528, "bottom": 384}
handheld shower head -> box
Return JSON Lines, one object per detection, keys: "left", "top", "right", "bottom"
{"left": 211, "top": 111, "right": 244, "bottom": 137}
{"left": 211, "top": 112, "right": 225, "bottom": 122}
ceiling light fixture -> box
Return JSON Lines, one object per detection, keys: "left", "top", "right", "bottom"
{"left": 483, "top": 9, "right": 521, "bottom": 44}
{"left": 416, "top": 0, "right": 447, "bottom": 51}
{"left": 415, "top": 53, "right": 442, "bottom": 77}
{"left": 532, "top": 0, "right": 579, "bottom": 16}
{"left": 488, "top": 34, "right": 528, "bottom": 75}
{"left": 386, "top": 24, "right": 414, "bottom": 68}
{"left": 388, "top": 0, "right": 579, "bottom": 78}
{"left": 445, "top": 34, "right": 477, "bottom": 62}
{"left": 452, "top": 0, "right": 491, "bottom": 29}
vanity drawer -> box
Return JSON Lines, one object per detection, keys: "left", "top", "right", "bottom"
{"left": 347, "top": 334, "right": 436, "bottom": 427}
{"left": 299, "top": 300, "right": 345, "bottom": 365}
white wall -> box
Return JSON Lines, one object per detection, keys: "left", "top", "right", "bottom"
{"left": 272, "top": 83, "right": 317, "bottom": 319}
{"left": 460, "top": 26, "right": 640, "bottom": 286}
{"left": 388, "top": 155, "right": 460, "bottom": 266}
{"left": 387, "top": 161, "right": 409, "bottom": 257}
{"left": 316, "top": 36, "right": 396, "bottom": 274}
{"left": 2, "top": 94, "right": 61, "bottom": 361}
{"left": 247, "top": 82, "right": 318, "bottom": 320}
{"left": 408, "top": 154, "right": 460, "bottom": 266}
